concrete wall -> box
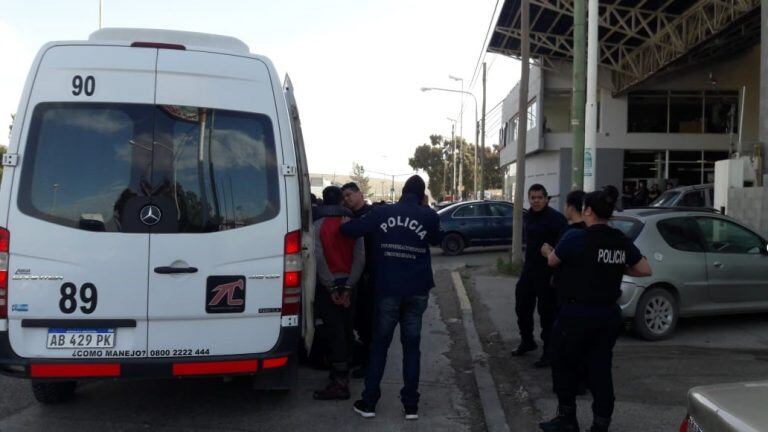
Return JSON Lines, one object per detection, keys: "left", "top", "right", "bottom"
{"left": 727, "top": 186, "right": 768, "bottom": 238}
{"left": 557, "top": 148, "right": 624, "bottom": 211}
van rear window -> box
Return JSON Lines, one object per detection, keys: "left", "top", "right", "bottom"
{"left": 19, "top": 103, "right": 279, "bottom": 233}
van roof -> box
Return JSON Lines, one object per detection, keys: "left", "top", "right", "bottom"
{"left": 89, "top": 28, "right": 250, "bottom": 55}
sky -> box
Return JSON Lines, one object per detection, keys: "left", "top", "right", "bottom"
{"left": 0, "top": 0, "right": 520, "bottom": 180}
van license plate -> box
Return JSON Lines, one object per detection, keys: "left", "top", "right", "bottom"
{"left": 46, "top": 328, "right": 116, "bottom": 349}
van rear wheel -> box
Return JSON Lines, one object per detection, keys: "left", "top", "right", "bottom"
{"left": 32, "top": 381, "right": 77, "bottom": 404}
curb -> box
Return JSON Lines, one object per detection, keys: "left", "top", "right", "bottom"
{"left": 451, "top": 271, "right": 510, "bottom": 432}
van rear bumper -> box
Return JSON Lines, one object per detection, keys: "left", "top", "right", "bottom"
{"left": 0, "top": 326, "right": 300, "bottom": 385}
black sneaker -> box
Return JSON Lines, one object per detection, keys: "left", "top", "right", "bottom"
{"left": 539, "top": 416, "right": 579, "bottom": 432}
{"left": 404, "top": 405, "right": 418, "bottom": 421}
{"left": 511, "top": 340, "right": 538, "bottom": 356}
{"left": 353, "top": 400, "right": 376, "bottom": 418}
{"left": 539, "top": 406, "right": 579, "bottom": 432}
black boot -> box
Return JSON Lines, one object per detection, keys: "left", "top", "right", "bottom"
{"left": 589, "top": 416, "right": 610, "bottom": 432}
{"left": 511, "top": 340, "right": 538, "bottom": 356}
{"left": 539, "top": 405, "right": 579, "bottom": 432}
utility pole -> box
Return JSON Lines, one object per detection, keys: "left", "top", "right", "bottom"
{"left": 99, "top": 0, "right": 103, "bottom": 29}
{"left": 474, "top": 122, "right": 479, "bottom": 199}
{"left": 760, "top": 0, "right": 768, "bottom": 185}
{"left": 451, "top": 123, "right": 457, "bottom": 198}
{"left": 512, "top": 0, "right": 530, "bottom": 266}
{"left": 481, "top": 62, "right": 487, "bottom": 199}
{"left": 571, "top": 0, "right": 586, "bottom": 191}
{"left": 584, "top": 0, "right": 598, "bottom": 192}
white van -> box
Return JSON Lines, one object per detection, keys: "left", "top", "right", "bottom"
{"left": 0, "top": 28, "right": 315, "bottom": 403}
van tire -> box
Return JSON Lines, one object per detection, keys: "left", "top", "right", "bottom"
{"left": 31, "top": 381, "right": 77, "bottom": 404}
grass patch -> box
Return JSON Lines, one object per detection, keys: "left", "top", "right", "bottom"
{"left": 496, "top": 257, "right": 523, "bottom": 276}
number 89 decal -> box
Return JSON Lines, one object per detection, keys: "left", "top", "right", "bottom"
{"left": 59, "top": 283, "right": 98, "bottom": 314}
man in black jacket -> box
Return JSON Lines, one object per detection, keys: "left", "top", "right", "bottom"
{"left": 512, "top": 184, "right": 567, "bottom": 368}
{"left": 341, "top": 182, "right": 374, "bottom": 378}
{"left": 340, "top": 175, "right": 438, "bottom": 421}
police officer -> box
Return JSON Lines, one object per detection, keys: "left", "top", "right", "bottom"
{"left": 539, "top": 186, "right": 652, "bottom": 432}
{"left": 512, "top": 184, "right": 567, "bottom": 368}
{"left": 340, "top": 175, "right": 438, "bottom": 421}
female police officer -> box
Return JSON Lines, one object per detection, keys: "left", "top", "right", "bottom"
{"left": 539, "top": 186, "right": 652, "bottom": 432}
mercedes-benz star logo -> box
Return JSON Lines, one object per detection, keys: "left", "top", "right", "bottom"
{"left": 140, "top": 205, "right": 162, "bottom": 226}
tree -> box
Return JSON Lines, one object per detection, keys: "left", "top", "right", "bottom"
{"left": 350, "top": 163, "right": 371, "bottom": 197}
{"left": 409, "top": 135, "right": 450, "bottom": 200}
{"left": 483, "top": 145, "right": 503, "bottom": 189}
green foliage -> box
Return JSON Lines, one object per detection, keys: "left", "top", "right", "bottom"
{"left": 496, "top": 257, "right": 523, "bottom": 276}
{"left": 410, "top": 133, "right": 505, "bottom": 200}
{"left": 350, "top": 163, "right": 371, "bottom": 197}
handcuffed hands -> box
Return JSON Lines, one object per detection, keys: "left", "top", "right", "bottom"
{"left": 330, "top": 285, "right": 352, "bottom": 308}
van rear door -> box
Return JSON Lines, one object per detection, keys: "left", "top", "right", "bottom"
{"left": 147, "top": 50, "right": 286, "bottom": 357}
{"left": 7, "top": 45, "right": 155, "bottom": 359}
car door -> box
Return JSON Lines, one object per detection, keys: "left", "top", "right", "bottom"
{"left": 146, "top": 49, "right": 286, "bottom": 357}
{"left": 695, "top": 216, "right": 768, "bottom": 304}
{"left": 654, "top": 217, "right": 710, "bottom": 311}
{"left": 451, "top": 204, "right": 487, "bottom": 245}
{"left": 488, "top": 203, "right": 514, "bottom": 244}
{"left": 7, "top": 45, "right": 155, "bottom": 359}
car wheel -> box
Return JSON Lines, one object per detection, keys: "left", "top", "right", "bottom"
{"left": 633, "top": 287, "right": 678, "bottom": 341}
{"left": 31, "top": 380, "right": 77, "bottom": 404}
{"left": 441, "top": 233, "right": 465, "bottom": 256}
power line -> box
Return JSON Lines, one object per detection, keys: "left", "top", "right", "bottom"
{"left": 468, "top": 0, "right": 501, "bottom": 90}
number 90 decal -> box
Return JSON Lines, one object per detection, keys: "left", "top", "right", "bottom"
{"left": 59, "top": 282, "right": 98, "bottom": 314}
{"left": 72, "top": 75, "right": 96, "bottom": 96}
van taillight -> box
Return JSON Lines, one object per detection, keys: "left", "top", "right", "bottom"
{"left": 282, "top": 231, "right": 302, "bottom": 322}
{"left": 0, "top": 228, "right": 9, "bottom": 319}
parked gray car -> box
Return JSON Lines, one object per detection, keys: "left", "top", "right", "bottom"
{"left": 681, "top": 379, "right": 768, "bottom": 432}
{"left": 609, "top": 208, "right": 768, "bottom": 340}
{"left": 650, "top": 183, "right": 714, "bottom": 209}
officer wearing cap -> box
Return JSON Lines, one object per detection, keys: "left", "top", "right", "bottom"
{"left": 539, "top": 186, "right": 652, "bottom": 432}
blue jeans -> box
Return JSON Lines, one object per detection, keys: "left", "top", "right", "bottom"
{"left": 362, "top": 294, "right": 429, "bottom": 407}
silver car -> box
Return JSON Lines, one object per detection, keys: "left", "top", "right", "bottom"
{"left": 682, "top": 380, "right": 768, "bottom": 432}
{"left": 609, "top": 208, "right": 768, "bottom": 340}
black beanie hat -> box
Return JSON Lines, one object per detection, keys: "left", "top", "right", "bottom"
{"left": 402, "top": 175, "right": 426, "bottom": 200}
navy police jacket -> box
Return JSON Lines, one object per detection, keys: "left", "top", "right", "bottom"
{"left": 340, "top": 194, "right": 439, "bottom": 297}
{"left": 523, "top": 206, "right": 567, "bottom": 276}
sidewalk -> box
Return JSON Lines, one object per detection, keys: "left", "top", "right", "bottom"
{"left": 465, "top": 272, "right": 688, "bottom": 431}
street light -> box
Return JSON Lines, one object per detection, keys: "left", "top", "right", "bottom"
{"left": 421, "top": 86, "right": 479, "bottom": 199}
{"left": 367, "top": 170, "right": 418, "bottom": 202}
{"left": 446, "top": 117, "right": 458, "bottom": 199}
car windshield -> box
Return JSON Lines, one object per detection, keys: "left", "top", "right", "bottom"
{"left": 650, "top": 191, "right": 680, "bottom": 207}
{"left": 608, "top": 217, "right": 644, "bottom": 240}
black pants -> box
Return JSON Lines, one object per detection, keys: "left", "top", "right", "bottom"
{"left": 353, "top": 274, "right": 374, "bottom": 367}
{"left": 515, "top": 273, "right": 557, "bottom": 353}
{"left": 550, "top": 304, "right": 622, "bottom": 421}
{"left": 317, "top": 284, "right": 354, "bottom": 380}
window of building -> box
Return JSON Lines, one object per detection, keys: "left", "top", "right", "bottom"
{"left": 527, "top": 99, "right": 538, "bottom": 130}
{"left": 543, "top": 91, "right": 570, "bottom": 133}
{"left": 704, "top": 91, "right": 739, "bottom": 133}
{"left": 628, "top": 92, "right": 668, "bottom": 132}
{"left": 669, "top": 92, "right": 703, "bottom": 133}
{"left": 628, "top": 90, "right": 740, "bottom": 134}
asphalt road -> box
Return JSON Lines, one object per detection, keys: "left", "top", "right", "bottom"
{"left": 0, "top": 248, "right": 492, "bottom": 432}
{"left": 4, "top": 246, "right": 758, "bottom": 432}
